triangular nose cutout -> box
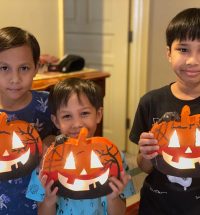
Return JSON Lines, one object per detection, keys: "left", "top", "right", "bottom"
{"left": 185, "top": 147, "right": 192, "bottom": 154}
{"left": 80, "top": 169, "right": 87, "bottom": 175}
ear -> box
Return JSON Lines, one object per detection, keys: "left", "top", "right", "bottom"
{"left": 166, "top": 46, "right": 172, "bottom": 63}
{"left": 51, "top": 114, "right": 60, "bottom": 129}
{"left": 96, "top": 107, "right": 103, "bottom": 124}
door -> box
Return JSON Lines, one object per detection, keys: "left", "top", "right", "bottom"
{"left": 64, "top": 0, "right": 130, "bottom": 150}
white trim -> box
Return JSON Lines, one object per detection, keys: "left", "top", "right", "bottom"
{"left": 126, "top": 0, "right": 150, "bottom": 153}
{"left": 58, "top": 0, "right": 64, "bottom": 57}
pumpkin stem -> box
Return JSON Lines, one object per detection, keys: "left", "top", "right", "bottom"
{"left": 0, "top": 112, "right": 8, "bottom": 126}
{"left": 77, "top": 127, "right": 88, "bottom": 143}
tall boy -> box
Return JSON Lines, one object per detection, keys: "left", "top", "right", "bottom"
{"left": 130, "top": 8, "right": 200, "bottom": 214}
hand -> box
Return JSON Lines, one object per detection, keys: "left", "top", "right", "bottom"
{"left": 107, "top": 170, "right": 131, "bottom": 200}
{"left": 139, "top": 132, "right": 159, "bottom": 160}
{"left": 39, "top": 171, "right": 58, "bottom": 206}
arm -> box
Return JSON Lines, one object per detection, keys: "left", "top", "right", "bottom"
{"left": 38, "top": 174, "right": 58, "bottom": 215}
{"left": 137, "top": 132, "right": 159, "bottom": 173}
{"left": 107, "top": 170, "right": 131, "bottom": 215}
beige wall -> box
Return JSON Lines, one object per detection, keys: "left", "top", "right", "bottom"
{"left": 0, "top": 0, "right": 63, "bottom": 57}
{"left": 147, "top": 0, "right": 200, "bottom": 91}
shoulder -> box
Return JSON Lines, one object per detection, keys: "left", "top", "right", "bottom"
{"left": 31, "top": 91, "right": 50, "bottom": 112}
{"left": 32, "top": 90, "right": 49, "bottom": 99}
{"left": 139, "top": 85, "right": 171, "bottom": 104}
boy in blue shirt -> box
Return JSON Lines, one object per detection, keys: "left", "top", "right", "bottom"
{"left": 0, "top": 26, "right": 56, "bottom": 214}
{"left": 27, "top": 78, "right": 134, "bottom": 215}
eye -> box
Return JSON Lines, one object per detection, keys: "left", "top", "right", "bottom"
{"left": 62, "top": 114, "right": 72, "bottom": 120}
{"left": 64, "top": 152, "right": 76, "bottom": 169}
{"left": 0, "top": 66, "right": 9, "bottom": 72}
{"left": 90, "top": 150, "right": 103, "bottom": 168}
{"left": 19, "top": 66, "right": 30, "bottom": 72}
{"left": 177, "top": 48, "right": 188, "bottom": 53}
{"left": 12, "top": 132, "right": 25, "bottom": 149}
{"left": 81, "top": 111, "right": 90, "bottom": 118}
{"left": 195, "top": 129, "right": 200, "bottom": 147}
{"left": 168, "top": 130, "right": 180, "bottom": 148}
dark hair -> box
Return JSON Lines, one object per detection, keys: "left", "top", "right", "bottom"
{"left": 166, "top": 8, "right": 200, "bottom": 49}
{"left": 0, "top": 26, "right": 40, "bottom": 66}
{"left": 48, "top": 78, "right": 103, "bottom": 115}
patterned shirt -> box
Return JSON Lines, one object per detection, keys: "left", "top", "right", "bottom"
{"left": 0, "top": 91, "right": 56, "bottom": 215}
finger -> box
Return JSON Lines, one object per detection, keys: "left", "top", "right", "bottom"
{"left": 109, "top": 177, "right": 123, "bottom": 193}
{"left": 109, "top": 181, "right": 120, "bottom": 194}
{"left": 40, "top": 174, "right": 48, "bottom": 187}
{"left": 140, "top": 132, "right": 154, "bottom": 139}
{"left": 51, "top": 186, "right": 58, "bottom": 195}
{"left": 46, "top": 179, "right": 54, "bottom": 191}
{"left": 120, "top": 171, "right": 131, "bottom": 185}
{"left": 143, "top": 151, "right": 158, "bottom": 159}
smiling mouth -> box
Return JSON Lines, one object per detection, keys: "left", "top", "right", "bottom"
{"left": 184, "top": 70, "right": 200, "bottom": 76}
{"left": 0, "top": 148, "right": 30, "bottom": 173}
{"left": 58, "top": 168, "right": 110, "bottom": 191}
{"left": 162, "top": 151, "right": 200, "bottom": 169}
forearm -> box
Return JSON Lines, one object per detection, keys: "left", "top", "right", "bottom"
{"left": 38, "top": 201, "right": 56, "bottom": 215}
{"left": 137, "top": 152, "right": 153, "bottom": 174}
{"left": 107, "top": 197, "right": 126, "bottom": 215}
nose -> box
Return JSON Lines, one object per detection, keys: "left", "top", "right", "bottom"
{"left": 72, "top": 117, "right": 84, "bottom": 129}
{"left": 186, "top": 52, "right": 199, "bottom": 66}
{"left": 10, "top": 71, "right": 21, "bottom": 84}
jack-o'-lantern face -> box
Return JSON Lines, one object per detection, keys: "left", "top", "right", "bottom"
{"left": 151, "top": 105, "right": 200, "bottom": 177}
{"left": 42, "top": 127, "right": 123, "bottom": 199}
{"left": 0, "top": 112, "right": 42, "bottom": 180}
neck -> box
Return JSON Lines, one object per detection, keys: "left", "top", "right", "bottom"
{"left": 171, "top": 82, "right": 200, "bottom": 100}
{"left": 0, "top": 91, "right": 32, "bottom": 111}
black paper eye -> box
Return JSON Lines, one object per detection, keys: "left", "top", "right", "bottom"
{"left": 55, "top": 134, "right": 68, "bottom": 146}
{"left": 158, "top": 112, "right": 180, "bottom": 123}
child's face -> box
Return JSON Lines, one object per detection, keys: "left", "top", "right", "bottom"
{"left": 167, "top": 39, "right": 200, "bottom": 87}
{"left": 0, "top": 45, "right": 37, "bottom": 105}
{"left": 51, "top": 93, "right": 103, "bottom": 138}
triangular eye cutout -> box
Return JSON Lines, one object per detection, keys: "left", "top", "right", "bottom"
{"left": 195, "top": 129, "right": 200, "bottom": 146}
{"left": 3, "top": 150, "right": 9, "bottom": 156}
{"left": 64, "top": 152, "right": 76, "bottom": 169}
{"left": 168, "top": 130, "right": 180, "bottom": 148}
{"left": 91, "top": 150, "right": 103, "bottom": 168}
{"left": 12, "top": 132, "right": 24, "bottom": 149}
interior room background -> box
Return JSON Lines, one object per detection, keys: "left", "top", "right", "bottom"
{"left": 1, "top": 0, "right": 199, "bottom": 157}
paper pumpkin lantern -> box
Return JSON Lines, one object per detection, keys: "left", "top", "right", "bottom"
{"left": 41, "top": 127, "right": 123, "bottom": 199}
{"left": 0, "top": 112, "right": 42, "bottom": 180}
{"left": 151, "top": 105, "right": 200, "bottom": 177}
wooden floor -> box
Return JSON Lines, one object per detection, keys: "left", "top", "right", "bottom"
{"left": 125, "top": 201, "right": 139, "bottom": 215}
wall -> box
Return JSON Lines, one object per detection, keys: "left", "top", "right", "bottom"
{"left": 147, "top": 0, "right": 200, "bottom": 91}
{"left": 0, "top": 0, "right": 63, "bottom": 57}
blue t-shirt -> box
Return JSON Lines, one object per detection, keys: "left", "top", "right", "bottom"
{"left": 0, "top": 91, "right": 56, "bottom": 215}
{"left": 26, "top": 152, "right": 135, "bottom": 215}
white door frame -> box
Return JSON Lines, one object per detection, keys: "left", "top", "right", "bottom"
{"left": 126, "top": 0, "right": 150, "bottom": 154}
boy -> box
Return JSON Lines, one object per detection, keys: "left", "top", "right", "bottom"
{"left": 0, "top": 26, "right": 56, "bottom": 214}
{"left": 27, "top": 78, "right": 135, "bottom": 215}
{"left": 129, "top": 8, "right": 200, "bottom": 215}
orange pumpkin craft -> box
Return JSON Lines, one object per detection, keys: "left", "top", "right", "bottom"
{"left": 41, "top": 127, "right": 123, "bottom": 199}
{"left": 0, "top": 112, "right": 42, "bottom": 180}
{"left": 151, "top": 105, "right": 200, "bottom": 177}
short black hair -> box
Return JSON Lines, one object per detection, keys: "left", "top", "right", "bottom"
{"left": 48, "top": 78, "right": 103, "bottom": 115}
{"left": 0, "top": 26, "right": 40, "bottom": 66}
{"left": 166, "top": 8, "right": 200, "bottom": 48}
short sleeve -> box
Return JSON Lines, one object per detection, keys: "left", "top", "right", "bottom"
{"left": 26, "top": 168, "right": 45, "bottom": 202}
{"left": 120, "top": 151, "right": 135, "bottom": 199}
